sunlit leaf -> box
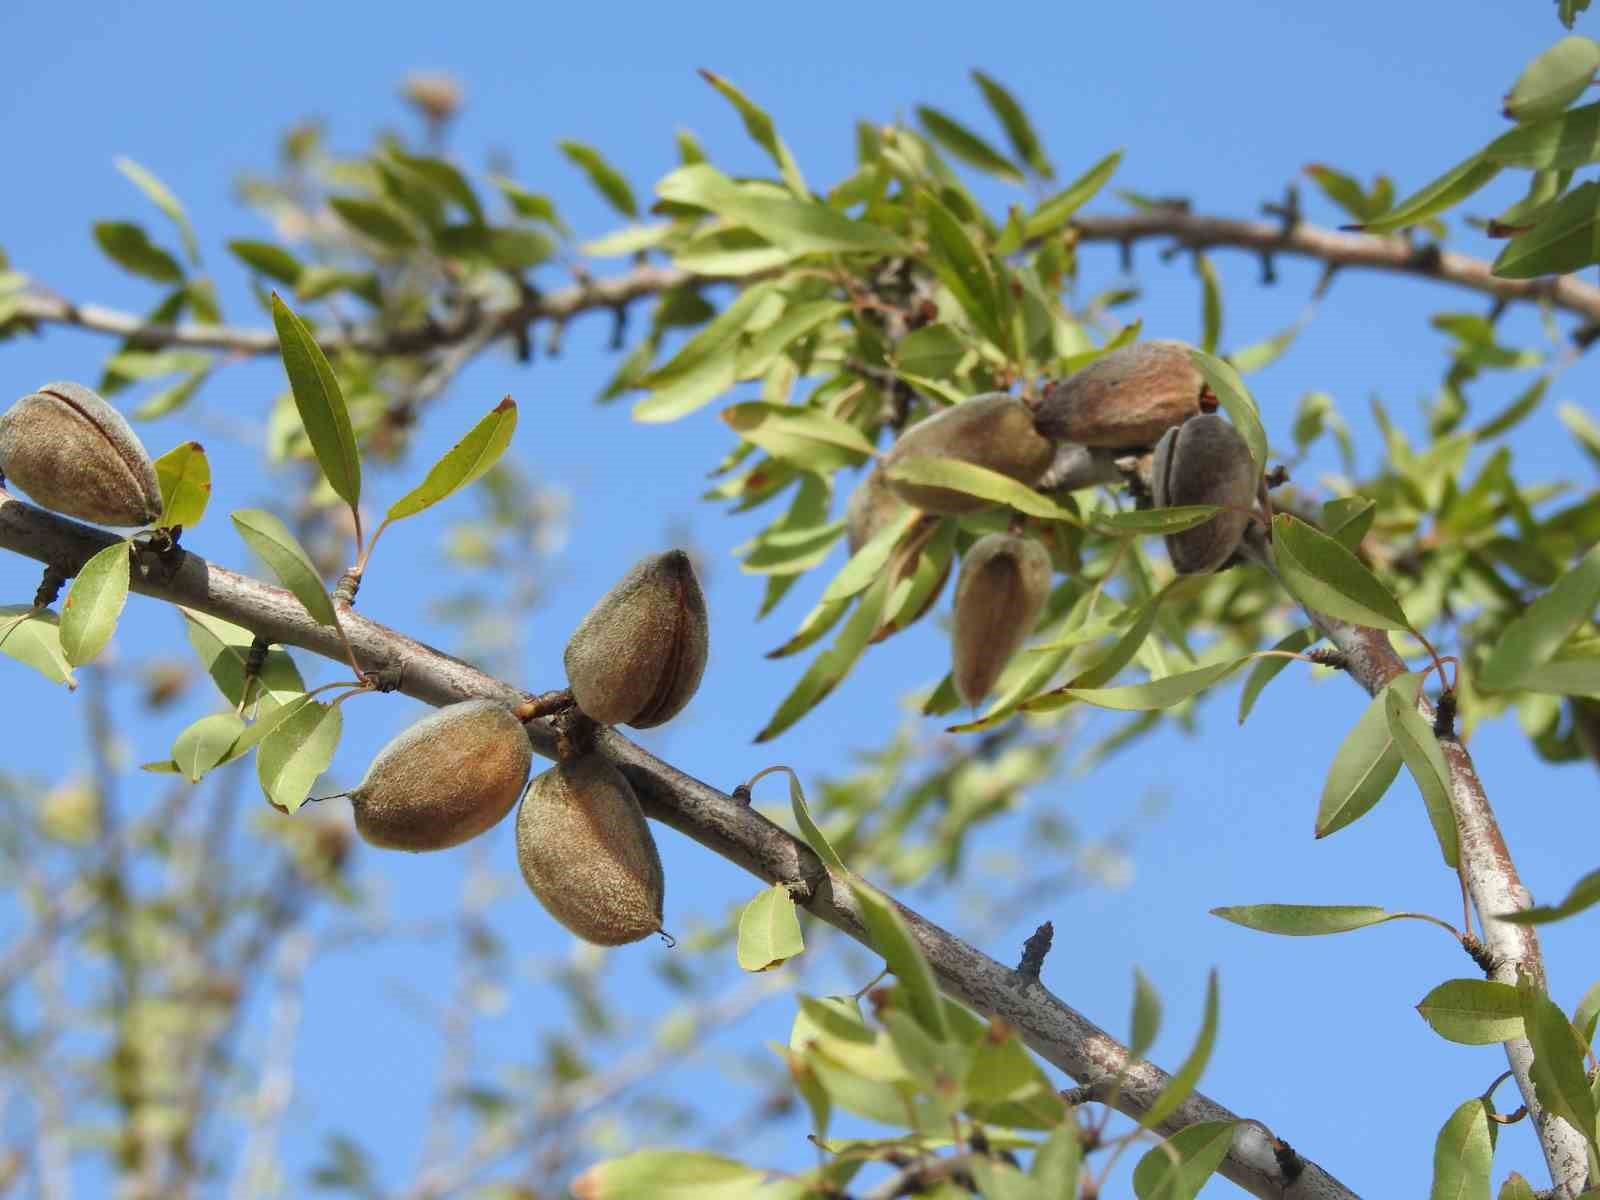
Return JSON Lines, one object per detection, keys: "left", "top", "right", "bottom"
{"left": 231, "top": 508, "right": 338, "bottom": 627}
{"left": 1505, "top": 37, "right": 1600, "bottom": 123}
{"left": 1384, "top": 688, "right": 1459, "bottom": 868}
{"left": 736, "top": 884, "right": 805, "bottom": 971}
{"left": 385, "top": 397, "right": 516, "bottom": 523}
{"left": 1416, "top": 979, "right": 1523, "bottom": 1045}
{"left": 1141, "top": 970, "right": 1218, "bottom": 1129}
{"left": 172, "top": 711, "right": 247, "bottom": 783}
{"left": 1273, "top": 513, "right": 1412, "bottom": 631}
{"left": 884, "top": 458, "right": 1075, "bottom": 522}
{"left": 1492, "top": 181, "right": 1600, "bottom": 278}
{"left": 1516, "top": 975, "right": 1597, "bottom": 1143}
{"left": 59, "top": 541, "right": 131, "bottom": 666}
{"left": 1429, "top": 1099, "right": 1492, "bottom": 1200}
{"left": 228, "top": 239, "right": 303, "bottom": 285}
{"left": 1021, "top": 150, "right": 1122, "bottom": 240}
{"left": 1211, "top": 904, "right": 1402, "bottom": 936}
{"left": 153, "top": 441, "right": 211, "bottom": 528}
{"left": 270, "top": 294, "right": 361, "bottom": 513}
{"left": 699, "top": 70, "right": 808, "bottom": 197}
{"left": 0, "top": 606, "right": 76, "bottom": 689}
{"left": 916, "top": 106, "right": 1023, "bottom": 182}
{"left": 1352, "top": 154, "right": 1500, "bottom": 232}
{"left": 256, "top": 699, "right": 342, "bottom": 813}
{"left": 1479, "top": 543, "right": 1600, "bottom": 690}
{"left": 1188, "top": 349, "right": 1268, "bottom": 475}
{"left": 850, "top": 879, "right": 948, "bottom": 1040}
{"left": 1486, "top": 100, "right": 1600, "bottom": 169}
{"left": 115, "top": 156, "right": 199, "bottom": 264}
{"left": 972, "top": 71, "right": 1053, "bottom": 178}
{"left": 93, "top": 220, "right": 183, "bottom": 282}
{"left": 1317, "top": 673, "right": 1422, "bottom": 838}
{"left": 1132, "top": 1120, "right": 1235, "bottom": 1200}
{"left": 1500, "top": 868, "right": 1600, "bottom": 925}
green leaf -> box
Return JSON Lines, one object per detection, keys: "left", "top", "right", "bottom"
{"left": 757, "top": 572, "right": 893, "bottom": 741}
{"left": 1131, "top": 1120, "right": 1236, "bottom": 1200}
{"left": 181, "top": 608, "right": 305, "bottom": 713}
{"left": 1353, "top": 154, "right": 1501, "bottom": 232}
{"left": 699, "top": 70, "right": 808, "bottom": 197}
{"left": 850, "top": 879, "right": 948, "bottom": 1040}
{"left": 492, "top": 177, "right": 570, "bottom": 233}
{"left": 1050, "top": 656, "right": 1248, "bottom": 712}
{"left": 1317, "top": 673, "right": 1422, "bottom": 838}
{"left": 1559, "top": 0, "right": 1593, "bottom": 29}
{"left": 1323, "top": 496, "right": 1377, "bottom": 550}
{"left": 1498, "top": 1173, "right": 1537, "bottom": 1200}
{"left": 1492, "top": 181, "right": 1600, "bottom": 278}
{"left": 387, "top": 150, "right": 485, "bottom": 225}
{"left": 328, "top": 196, "right": 417, "bottom": 248}
{"left": 1505, "top": 38, "right": 1600, "bottom": 123}
{"left": 1212, "top": 904, "right": 1403, "bottom": 936}
{"left": 172, "top": 712, "right": 247, "bottom": 783}
{"left": 256, "top": 699, "right": 342, "bottom": 813}
{"left": 228, "top": 239, "right": 303, "bottom": 285}
{"left": 1130, "top": 968, "right": 1162, "bottom": 1060}
{"left": 1384, "top": 688, "right": 1459, "bottom": 868}
{"left": 764, "top": 765, "right": 848, "bottom": 874}
{"left": 736, "top": 884, "right": 805, "bottom": 971}
{"left": 971, "top": 71, "right": 1053, "bottom": 177}
{"left": 918, "top": 189, "right": 1004, "bottom": 345}
{"left": 1487, "top": 100, "right": 1600, "bottom": 168}
{"left": 1141, "top": 970, "right": 1219, "bottom": 1129}
{"left": 966, "top": 1160, "right": 1043, "bottom": 1200}
{"left": 0, "top": 606, "right": 76, "bottom": 689}
{"left": 1197, "top": 255, "right": 1222, "bottom": 354}
{"left": 1429, "top": 1099, "right": 1493, "bottom": 1200}
{"left": 660, "top": 165, "right": 905, "bottom": 255}
{"left": 1273, "top": 513, "right": 1412, "bottom": 631}
{"left": 559, "top": 140, "right": 639, "bottom": 218}
{"left": 1480, "top": 543, "right": 1600, "bottom": 690}
{"left": 1188, "top": 349, "right": 1268, "bottom": 475}
{"left": 884, "top": 458, "right": 1076, "bottom": 522}
{"left": 384, "top": 397, "right": 516, "bottom": 523}
{"left": 1021, "top": 150, "right": 1123, "bottom": 240}
{"left": 894, "top": 323, "right": 968, "bottom": 377}
{"left": 231, "top": 509, "right": 338, "bottom": 627}
{"left": 1416, "top": 979, "right": 1525, "bottom": 1045}
{"left": 93, "top": 220, "right": 183, "bottom": 282}
{"left": 115, "top": 157, "right": 199, "bottom": 265}
{"left": 916, "top": 106, "right": 1024, "bottom": 182}
{"left": 721, "top": 405, "right": 873, "bottom": 473}
{"left": 270, "top": 294, "right": 361, "bottom": 512}
{"left": 1500, "top": 868, "right": 1600, "bottom": 925}
{"left": 1517, "top": 975, "right": 1598, "bottom": 1145}
{"left": 1238, "top": 627, "right": 1315, "bottom": 724}
{"left": 59, "top": 541, "right": 132, "bottom": 666}
{"left": 1093, "top": 506, "right": 1220, "bottom": 535}
{"left": 153, "top": 441, "right": 211, "bottom": 528}
{"left": 571, "top": 1150, "right": 772, "bottom": 1199}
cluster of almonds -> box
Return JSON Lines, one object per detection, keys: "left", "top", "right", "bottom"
{"left": 347, "top": 552, "right": 706, "bottom": 947}
{"left": 849, "top": 340, "right": 1263, "bottom": 706}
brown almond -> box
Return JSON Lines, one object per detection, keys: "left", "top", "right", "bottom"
{"left": 952, "top": 532, "right": 1054, "bottom": 707}
{"left": 0, "top": 381, "right": 162, "bottom": 526}
{"left": 845, "top": 465, "right": 905, "bottom": 555}
{"left": 348, "top": 699, "right": 533, "bottom": 851}
{"left": 1034, "top": 341, "right": 1209, "bottom": 449}
{"left": 882, "top": 394, "right": 1055, "bottom": 515}
{"left": 1152, "top": 413, "right": 1260, "bottom": 574}
{"left": 564, "top": 550, "right": 709, "bottom": 728}
{"left": 516, "top": 754, "right": 664, "bottom": 946}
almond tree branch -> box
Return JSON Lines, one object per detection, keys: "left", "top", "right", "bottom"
{"left": 0, "top": 490, "right": 1358, "bottom": 1200}
{"left": 1240, "top": 525, "right": 1592, "bottom": 1197}
{"left": 12, "top": 210, "right": 1600, "bottom": 357}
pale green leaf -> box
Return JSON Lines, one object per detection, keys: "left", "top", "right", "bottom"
{"left": 0, "top": 606, "right": 76, "bottom": 689}
{"left": 1486, "top": 100, "right": 1600, "bottom": 168}
{"left": 736, "top": 884, "right": 805, "bottom": 971}
{"left": 850, "top": 879, "right": 948, "bottom": 1040}
{"left": 1132, "top": 1120, "right": 1236, "bottom": 1200}
{"left": 1504, "top": 37, "right": 1600, "bottom": 123}
{"left": 1385, "top": 688, "right": 1459, "bottom": 868}
{"left": 1500, "top": 868, "right": 1600, "bottom": 925}
{"left": 884, "top": 458, "right": 1076, "bottom": 522}
{"left": 270, "top": 293, "right": 361, "bottom": 512}
{"left": 1317, "top": 673, "right": 1423, "bottom": 838}
{"left": 231, "top": 508, "right": 338, "bottom": 627}
{"left": 1480, "top": 543, "right": 1600, "bottom": 690}
{"left": 256, "top": 699, "right": 342, "bottom": 813}
{"left": 115, "top": 156, "right": 200, "bottom": 264}
{"left": 1142, "top": 971, "right": 1219, "bottom": 1129}
{"left": 1429, "top": 1099, "right": 1492, "bottom": 1200}
{"left": 1416, "top": 979, "right": 1524, "bottom": 1045}
{"left": 60, "top": 541, "right": 132, "bottom": 666}
{"left": 1354, "top": 154, "right": 1501, "bottom": 232}
{"left": 1273, "top": 513, "right": 1413, "bottom": 631}
{"left": 93, "top": 220, "right": 183, "bottom": 282}
{"left": 1238, "top": 627, "right": 1316, "bottom": 724}
{"left": 385, "top": 397, "right": 516, "bottom": 523}
{"left": 172, "top": 712, "right": 247, "bottom": 783}
{"left": 153, "top": 440, "right": 211, "bottom": 528}
{"left": 1188, "top": 349, "right": 1268, "bottom": 474}
{"left": 1211, "top": 904, "right": 1401, "bottom": 936}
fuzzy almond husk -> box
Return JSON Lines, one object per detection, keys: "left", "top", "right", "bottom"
{"left": 882, "top": 394, "right": 1055, "bottom": 515}
{"left": 1152, "top": 413, "right": 1259, "bottom": 575}
{"left": 564, "top": 550, "right": 709, "bottom": 728}
{"left": 1034, "top": 340, "right": 1208, "bottom": 449}
{"left": 952, "top": 532, "right": 1054, "bottom": 707}
{"left": 350, "top": 699, "right": 533, "bottom": 851}
{"left": 844, "top": 465, "right": 905, "bottom": 555}
{"left": 0, "top": 381, "right": 162, "bottom": 526}
{"left": 516, "top": 754, "right": 664, "bottom": 946}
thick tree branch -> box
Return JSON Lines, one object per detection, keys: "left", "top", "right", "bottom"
{"left": 12, "top": 210, "right": 1600, "bottom": 358}
{"left": 0, "top": 491, "right": 1357, "bottom": 1200}
{"left": 1240, "top": 526, "right": 1592, "bottom": 1197}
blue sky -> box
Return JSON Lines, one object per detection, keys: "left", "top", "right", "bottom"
{"left": 3, "top": 1, "right": 1598, "bottom": 1195}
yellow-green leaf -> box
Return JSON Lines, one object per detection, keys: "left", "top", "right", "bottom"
{"left": 0, "top": 606, "right": 76, "bottom": 689}
{"left": 270, "top": 293, "right": 361, "bottom": 513}
{"left": 736, "top": 884, "right": 805, "bottom": 971}
{"left": 60, "top": 541, "right": 132, "bottom": 666}
{"left": 385, "top": 396, "right": 517, "bottom": 523}
{"left": 231, "top": 508, "right": 337, "bottom": 627}
{"left": 1273, "top": 513, "right": 1413, "bottom": 631}
{"left": 172, "top": 711, "right": 247, "bottom": 783}
{"left": 256, "top": 699, "right": 342, "bottom": 813}
{"left": 153, "top": 440, "right": 211, "bottom": 528}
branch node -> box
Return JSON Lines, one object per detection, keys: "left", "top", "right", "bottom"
{"left": 1432, "top": 691, "right": 1458, "bottom": 739}
{"left": 332, "top": 569, "right": 362, "bottom": 608}
{"left": 1014, "top": 920, "right": 1054, "bottom": 981}
{"left": 1307, "top": 648, "right": 1349, "bottom": 672}
{"left": 32, "top": 564, "right": 67, "bottom": 610}
{"left": 1263, "top": 463, "right": 1290, "bottom": 489}
{"left": 1460, "top": 933, "right": 1500, "bottom": 975}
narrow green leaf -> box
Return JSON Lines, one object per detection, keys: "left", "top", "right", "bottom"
{"left": 385, "top": 397, "right": 516, "bottom": 523}
{"left": 1323, "top": 497, "right": 1378, "bottom": 550}
{"left": 0, "top": 606, "right": 76, "bottom": 689}
{"left": 270, "top": 293, "right": 361, "bottom": 511}
{"left": 1020, "top": 150, "right": 1123, "bottom": 240}
{"left": 756, "top": 572, "right": 893, "bottom": 741}
{"left": 1486, "top": 100, "right": 1600, "bottom": 168}
{"left": 1211, "top": 904, "right": 1401, "bottom": 936}
{"left": 1353, "top": 154, "right": 1501, "bottom": 232}
{"left": 1050, "top": 656, "right": 1247, "bottom": 712}
{"left": 228, "top": 239, "right": 303, "bottom": 285}
{"left": 153, "top": 441, "right": 211, "bottom": 528}
{"left": 492, "top": 177, "right": 570, "bottom": 233}
{"left": 1429, "top": 1099, "right": 1493, "bottom": 1200}
{"left": 256, "top": 699, "right": 342, "bottom": 813}
{"left": 571, "top": 1150, "right": 769, "bottom": 1199}
{"left": 884, "top": 458, "right": 1076, "bottom": 522}
{"left": 1517, "top": 976, "right": 1598, "bottom": 1144}
{"left": 1500, "top": 868, "right": 1600, "bottom": 925}
{"left": 1317, "top": 673, "right": 1422, "bottom": 838}
{"left": 1130, "top": 968, "right": 1162, "bottom": 1059}
{"left": 1273, "top": 513, "right": 1413, "bottom": 630}
{"left": 181, "top": 608, "right": 305, "bottom": 713}
{"left": 736, "top": 884, "right": 805, "bottom": 971}
{"left": 172, "top": 712, "right": 247, "bottom": 783}
{"left": 1132, "top": 1121, "right": 1236, "bottom": 1200}
{"left": 894, "top": 323, "right": 968, "bottom": 377}
{"left": 820, "top": 508, "right": 921, "bottom": 604}
{"left": 1575, "top": 978, "right": 1600, "bottom": 1044}
{"left": 850, "top": 879, "right": 948, "bottom": 1040}
{"left": 1238, "top": 627, "right": 1315, "bottom": 724}
{"left": 1492, "top": 181, "right": 1600, "bottom": 278}
{"left": 1093, "top": 506, "right": 1220, "bottom": 535}
{"left": 1416, "top": 979, "right": 1524, "bottom": 1045}
{"left": 231, "top": 509, "right": 338, "bottom": 627}
{"left": 93, "top": 220, "right": 183, "bottom": 282}
{"left": 1029, "top": 1123, "right": 1082, "bottom": 1193}
{"left": 1188, "top": 349, "right": 1268, "bottom": 475}
{"left": 1197, "top": 255, "right": 1222, "bottom": 353}
{"left": 722, "top": 402, "right": 876, "bottom": 466}
{"left": 115, "top": 156, "right": 199, "bottom": 264}
{"left": 388, "top": 150, "right": 485, "bottom": 225}
{"left": 916, "top": 106, "right": 1024, "bottom": 182}
{"left": 1480, "top": 543, "right": 1600, "bottom": 690}
{"left": 918, "top": 189, "right": 1004, "bottom": 344}
{"left": 1385, "top": 689, "right": 1460, "bottom": 868}
{"left": 328, "top": 196, "right": 417, "bottom": 248}
{"left": 1142, "top": 970, "right": 1219, "bottom": 1129}
{"left": 559, "top": 140, "right": 637, "bottom": 217}
{"left": 59, "top": 541, "right": 132, "bottom": 666}
{"left": 1505, "top": 37, "right": 1600, "bottom": 123}
{"left": 972, "top": 70, "right": 1053, "bottom": 177}
{"left": 697, "top": 69, "right": 808, "bottom": 197}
